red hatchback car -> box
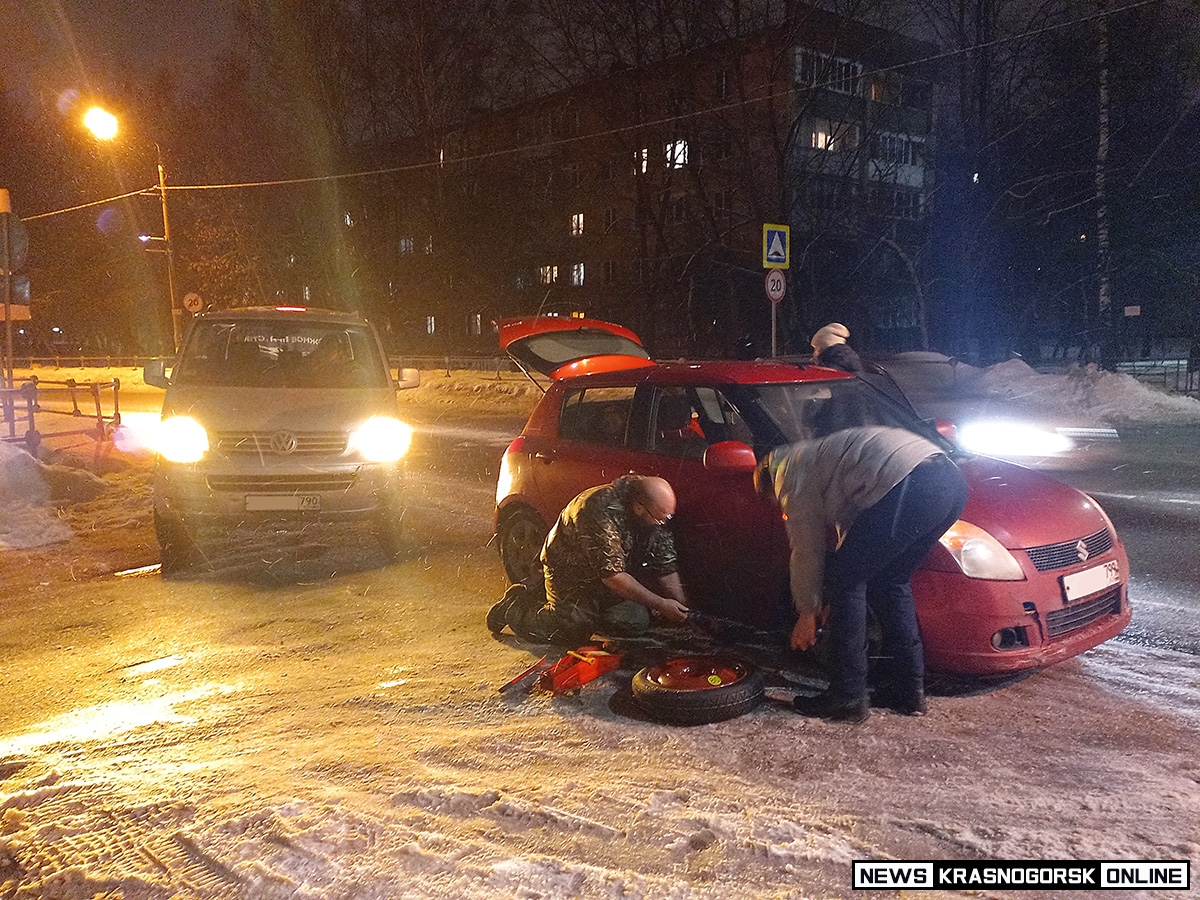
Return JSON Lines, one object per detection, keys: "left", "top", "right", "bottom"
{"left": 493, "top": 316, "right": 1131, "bottom": 676}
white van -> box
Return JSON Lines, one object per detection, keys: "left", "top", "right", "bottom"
{"left": 144, "top": 306, "right": 419, "bottom": 573}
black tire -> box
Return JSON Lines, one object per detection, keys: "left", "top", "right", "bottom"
{"left": 497, "top": 506, "right": 547, "bottom": 584}
{"left": 155, "top": 509, "right": 198, "bottom": 576}
{"left": 631, "top": 656, "right": 765, "bottom": 726}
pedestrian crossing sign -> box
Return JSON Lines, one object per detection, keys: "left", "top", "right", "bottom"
{"left": 763, "top": 223, "right": 789, "bottom": 269}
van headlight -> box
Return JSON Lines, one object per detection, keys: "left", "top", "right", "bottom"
{"left": 938, "top": 520, "right": 1026, "bottom": 581}
{"left": 349, "top": 416, "right": 413, "bottom": 463}
{"left": 156, "top": 416, "right": 209, "bottom": 463}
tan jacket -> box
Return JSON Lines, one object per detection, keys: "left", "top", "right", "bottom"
{"left": 768, "top": 427, "right": 944, "bottom": 615}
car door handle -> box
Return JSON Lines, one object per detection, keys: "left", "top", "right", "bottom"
{"left": 534, "top": 450, "right": 556, "bottom": 462}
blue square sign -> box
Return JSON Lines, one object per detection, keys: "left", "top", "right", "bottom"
{"left": 763, "top": 223, "right": 789, "bottom": 269}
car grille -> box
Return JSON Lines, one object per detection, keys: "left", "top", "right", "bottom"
{"left": 1025, "top": 528, "right": 1114, "bottom": 572}
{"left": 1044, "top": 586, "right": 1122, "bottom": 639}
{"left": 212, "top": 431, "right": 348, "bottom": 458}
{"left": 206, "top": 474, "right": 357, "bottom": 493}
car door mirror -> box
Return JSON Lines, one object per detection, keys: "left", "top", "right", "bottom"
{"left": 934, "top": 419, "right": 957, "bottom": 441}
{"left": 394, "top": 367, "right": 421, "bottom": 390}
{"left": 144, "top": 358, "right": 170, "bottom": 389}
{"left": 702, "top": 440, "right": 757, "bottom": 472}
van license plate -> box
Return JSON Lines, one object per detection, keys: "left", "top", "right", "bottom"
{"left": 246, "top": 495, "right": 321, "bottom": 512}
{"left": 1060, "top": 560, "right": 1119, "bottom": 602}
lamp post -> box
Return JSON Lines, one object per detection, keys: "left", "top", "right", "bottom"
{"left": 83, "top": 106, "right": 181, "bottom": 353}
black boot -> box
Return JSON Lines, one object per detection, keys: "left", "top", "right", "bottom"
{"left": 792, "top": 690, "right": 869, "bottom": 724}
{"left": 872, "top": 679, "right": 927, "bottom": 716}
{"left": 487, "top": 583, "right": 528, "bottom": 634}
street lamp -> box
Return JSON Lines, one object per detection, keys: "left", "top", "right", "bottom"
{"left": 82, "top": 106, "right": 182, "bottom": 353}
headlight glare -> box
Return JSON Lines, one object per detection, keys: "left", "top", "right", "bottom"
{"left": 349, "top": 416, "right": 413, "bottom": 463}
{"left": 938, "top": 520, "right": 1026, "bottom": 581}
{"left": 156, "top": 416, "right": 209, "bottom": 463}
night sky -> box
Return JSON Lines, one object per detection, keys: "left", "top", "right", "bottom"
{"left": 0, "top": 0, "right": 236, "bottom": 103}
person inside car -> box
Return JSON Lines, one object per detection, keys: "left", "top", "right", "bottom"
{"left": 488, "top": 475, "right": 690, "bottom": 645}
{"left": 756, "top": 426, "right": 968, "bottom": 723}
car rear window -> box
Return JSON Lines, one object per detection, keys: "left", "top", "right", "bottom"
{"left": 173, "top": 320, "right": 389, "bottom": 389}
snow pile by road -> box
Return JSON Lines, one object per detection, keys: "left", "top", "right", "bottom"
{"left": 0, "top": 442, "right": 108, "bottom": 549}
{"left": 884, "top": 352, "right": 1200, "bottom": 425}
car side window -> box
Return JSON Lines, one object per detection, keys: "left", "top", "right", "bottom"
{"left": 559, "top": 386, "right": 636, "bottom": 446}
{"left": 651, "top": 386, "right": 754, "bottom": 459}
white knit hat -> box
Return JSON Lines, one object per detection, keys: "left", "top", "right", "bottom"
{"left": 810, "top": 322, "right": 850, "bottom": 353}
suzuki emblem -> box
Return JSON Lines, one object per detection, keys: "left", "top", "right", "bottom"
{"left": 1075, "top": 539, "right": 1089, "bottom": 562}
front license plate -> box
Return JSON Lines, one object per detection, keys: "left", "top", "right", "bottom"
{"left": 245, "top": 494, "right": 321, "bottom": 512}
{"left": 1060, "top": 560, "right": 1120, "bottom": 602}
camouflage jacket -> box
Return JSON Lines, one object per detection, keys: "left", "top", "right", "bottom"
{"left": 541, "top": 475, "right": 677, "bottom": 614}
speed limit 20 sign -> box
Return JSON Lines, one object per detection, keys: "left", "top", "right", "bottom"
{"left": 765, "top": 269, "right": 786, "bottom": 303}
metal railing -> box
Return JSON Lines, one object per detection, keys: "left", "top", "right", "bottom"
{"left": 1, "top": 375, "right": 122, "bottom": 454}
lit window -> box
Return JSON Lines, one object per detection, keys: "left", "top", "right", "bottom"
{"left": 400, "top": 237, "right": 414, "bottom": 255}
{"left": 571, "top": 212, "right": 584, "bottom": 236}
{"left": 572, "top": 263, "right": 585, "bottom": 286}
{"left": 635, "top": 147, "right": 649, "bottom": 174}
{"left": 666, "top": 139, "right": 689, "bottom": 168}
{"left": 344, "top": 212, "right": 354, "bottom": 227}
{"left": 426, "top": 316, "right": 436, "bottom": 334}
{"left": 812, "top": 120, "right": 834, "bottom": 150}
{"left": 539, "top": 265, "right": 557, "bottom": 285}
{"left": 424, "top": 236, "right": 434, "bottom": 254}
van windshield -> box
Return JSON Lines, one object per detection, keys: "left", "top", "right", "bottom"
{"left": 172, "top": 320, "right": 389, "bottom": 389}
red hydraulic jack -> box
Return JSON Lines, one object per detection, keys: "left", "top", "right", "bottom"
{"left": 539, "top": 646, "right": 621, "bottom": 694}
{"left": 499, "top": 647, "right": 622, "bottom": 695}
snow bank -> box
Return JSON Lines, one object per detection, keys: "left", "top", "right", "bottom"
{"left": 885, "top": 353, "right": 1200, "bottom": 425}
{"left": 0, "top": 442, "right": 107, "bottom": 549}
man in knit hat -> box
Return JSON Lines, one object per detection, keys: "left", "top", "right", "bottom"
{"left": 811, "top": 322, "right": 870, "bottom": 373}
{"left": 810, "top": 322, "right": 850, "bottom": 359}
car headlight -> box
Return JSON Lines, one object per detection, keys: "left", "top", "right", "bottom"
{"left": 349, "top": 416, "right": 413, "bottom": 463}
{"left": 938, "top": 520, "right": 1026, "bottom": 581}
{"left": 156, "top": 416, "right": 209, "bottom": 463}
{"left": 956, "top": 421, "right": 1073, "bottom": 457}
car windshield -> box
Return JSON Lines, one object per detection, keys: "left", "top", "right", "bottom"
{"left": 725, "top": 377, "right": 953, "bottom": 457}
{"left": 172, "top": 320, "right": 389, "bottom": 389}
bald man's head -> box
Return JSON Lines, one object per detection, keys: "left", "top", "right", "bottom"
{"left": 630, "top": 475, "right": 676, "bottom": 526}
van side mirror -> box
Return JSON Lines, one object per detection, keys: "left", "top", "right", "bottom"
{"left": 394, "top": 367, "right": 420, "bottom": 390}
{"left": 144, "top": 358, "right": 170, "bottom": 389}
{"left": 702, "top": 440, "right": 758, "bottom": 472}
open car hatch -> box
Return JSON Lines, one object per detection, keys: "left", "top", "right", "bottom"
{"left": 497, "top": 316, "right": 656, "bottom": 383}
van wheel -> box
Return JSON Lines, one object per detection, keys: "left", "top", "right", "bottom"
{"left": 631, "top": 656, "right": 764, "bottom": 726}
{"left": 498, "top": 507, "right": 547, "bottom": 584}
{"left": 155, "top": 510, "right": 198, "bottom": 576}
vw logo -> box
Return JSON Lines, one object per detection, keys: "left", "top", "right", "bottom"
{"left": 269, "top": 430, "right": 299, "bottom": 455}
{"left": 1075, "top": 539, "right": 1090, "bottom": 562}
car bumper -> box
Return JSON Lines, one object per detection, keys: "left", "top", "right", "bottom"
{"left": 913, "top": 566, "right": 1132, "bottom": 676}
{"left": 154, "top": 459, "right": 402, "bottom": 525}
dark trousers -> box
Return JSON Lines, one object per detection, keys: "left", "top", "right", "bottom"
{"left": 505, "top": 579, "right": 650, "bottom": 646}
{"left": 823, "top": 455, "right": 969, "bottom": 700}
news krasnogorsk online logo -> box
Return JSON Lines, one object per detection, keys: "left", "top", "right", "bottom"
{"left": 852, "top": 859, "right": 1190, "bottom": 891}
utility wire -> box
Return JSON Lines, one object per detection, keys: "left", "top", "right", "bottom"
{"left": 22, "top": 0, "right": 1162, "bottom": 220}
